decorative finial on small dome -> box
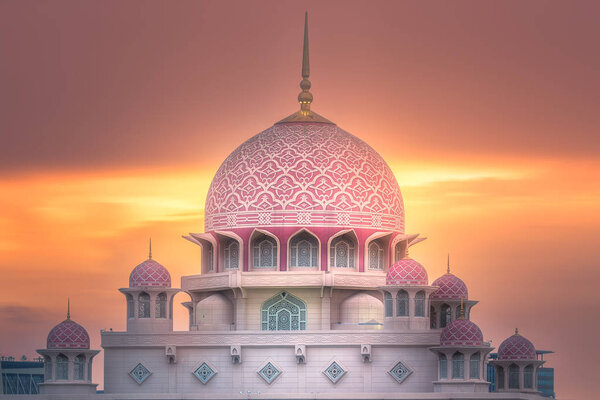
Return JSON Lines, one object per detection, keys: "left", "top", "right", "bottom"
{"left": 66, "top": 297, "right": 71, "bottom": 321}
{"left": 149, "top": 238, "right": 152, "bottom": 260}
{"left": 298, "top": 12, "right": 312, "bottom": 115}
{"left": 447, "top": 253, "right": 450, "bottom": 274}
{"left": 405, "top": 239, "right": 410, "bottom": 258}
{"left": 515, "top": 327, "right": 519, "bottom": 336}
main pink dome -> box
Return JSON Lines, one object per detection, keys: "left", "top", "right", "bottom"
{"left": 431, "top": 273, "right": 468, "bottom": 300}
{"left": 205, "top": 122, "right": 404, "bottom": 232}
{"left": 129, "top": 259, "right": 171, "bottom": 288}
{"left": 47, "top": 319, "right": 90, "bottom": 349}
{"left": 498, "top": 333, "right": 536, "bottom": 360}
{"left": 386, "top": 258, "right": 428, "bottom": 285}
{"left": 440, "top": 319, "right": 484, "bottom": 346}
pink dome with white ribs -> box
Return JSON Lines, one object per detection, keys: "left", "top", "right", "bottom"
{"left": 47, "top": 319, "right": 90, "bottom": 349}
{"left": 431, "top": 273, "right": 468, "bottom": 300}
{"left": 386, "top": 258, "right": 428, "bottom": 285}
{"left": 204, "top": 122, "right": 404, "bottom": 232}
{"left": 129, "top": 259, "right": 171, "bottom": 288}
{"left": 440, "top": 319, "right": 484, "bottom": 346}
{"left": 498, "top": 332, "right": 536, "bottom": 360}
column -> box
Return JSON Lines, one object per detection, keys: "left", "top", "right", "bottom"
{"left": 320, "top": 291, "right": 331, "bottom": 330}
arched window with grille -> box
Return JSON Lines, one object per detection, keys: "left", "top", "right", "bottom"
{"left": 439, "top": 354, "right": 448, "bottom": 379}
{"left": 138, "top": 292, "right": 150, "bottom": 318}
{"left": 384, "top": 291, "right": 393, "bottom": 317}
{"left": 368, "top": 240, "right": 384, "bottom": 270}
{"left": 155, "top": 292, "right": 167, "bottom": 318}
{"left": 396, "top": 290, "right": 408, "bottom": 316}
{"left": 497, "top": 366, "right": 505, "bottom": 389}
{"left": 56, "top": 354, "right": 68, "bottom": 380}
{"left": 126, "top": 293, "right": 134, "bottom": 319}
{"left": 252, "top": 235, "right": 277, "bottom": 268}
{"left": 452, "top": 352, "right": 465, "bottom": 379}
{"left": 469, "top": 352, "right": 480, "bottom": 379}
{"left": 223, "top": 239, "right": 239, "bottom": 270}
{"left": 440, "top": 304, "right": 451, "bottom": 327}
{"left": 74, "top": 354, "right": 85, "bottom": 380}
{"left": 261, "top": 291, "right": 306, "bottom": 331}
{"left": 524, "top": 365, "right": 533, "bottom": 389}
{"left": 330, "top": 235, "right": 355, "bottom": 269}
{"left": 289, "top": 231, "right": 319, "bottom": 268}
{"left": 509, "top": 364, "right": 520, "bottom": 389}
{"left": 414, "top": 290, "right": 425, "bottom": 316}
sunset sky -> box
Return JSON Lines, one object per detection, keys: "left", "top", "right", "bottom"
{"left": 1, "top": 1, "right": 599, "bottom": 399}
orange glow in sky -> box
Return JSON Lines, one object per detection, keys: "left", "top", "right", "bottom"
{"left": 1, "top": 1, "right": 599, "bottom": 399}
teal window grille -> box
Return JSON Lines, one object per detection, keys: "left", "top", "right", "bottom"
{"left": 261, "top": 291, "right": 306, "bottom": 330}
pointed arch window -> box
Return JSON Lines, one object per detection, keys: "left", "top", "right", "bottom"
{"left": 330, "top": 236, "right": 355, "bottom": 269}
{"left": 261, "top": 291, "right": 306, "bottom": 331}
{"left": 452, "top": 352, "right": 465, "bottom": 379}
{"left": 384, "top": 291, "right": 393, "bottom": 317}
{"left": 509, "top": 364, "right": 520, "bottom": 389}
{"left": 368, "top": 240, "right": 384, "bottom": 270}
{"left": 252, "top": 235, "right": 277, "bottom": 268}
{"left": 290, "top": 232, "right": 319, "bottom": 268}
{"left": 440, "top": 304, "right": 451, "bottom": 327}
{"left": 394, "top": 242, "right": 403, "bottom": 263}
{"left": 223, "top": 240, "right": 239, "bottom": 270}
{"left": 156, "top": 292, "right": 167, "bottom": 318}
{"left": 138, "top": 292, "right": 150, "bottom": 318}
{"left": 524, "top": 365, "right": 533, "bottom": 389}
{"left": 396, "top": 290, "right": 408, "bottom": 316}
{"left": 207, "top": 244, "right": 214, "bottom": 271}
{"left": 430, "top": 306, "right": 437, "bottom": 328}
{"left": 414, "top": 290, "right": 425, "bottom": 317}
{"left": 439, "top": 354, "right": 448, "bottom": 379}
{"left": 497, "top": 366, "right": 505, "bottom": 389}
{"left": 56, "top": 354, "right": 68, "bottom": 380}
{"left": 74, "top": 354, "right": 86, "bottom": 380}
{"left": 469, "top": 353, "right": 480, "bottom": 379}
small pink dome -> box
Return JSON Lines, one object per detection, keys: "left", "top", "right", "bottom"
{"left": 129, "top": 259, "right": 171, "bottom": 288}
{"left": 431, "top": 273, "right": 468, "bottom": 300}
{"left": 47, "top": 319, "right": 90, "bottom": 349}
{"left": 498, "top": 332, "right": 536, "bottom": 360}
{"left": 440, "top": 319, "right": 484, "bottom": 346}
{"left": 386, "top": 258, "right": 428, "bottom": 286}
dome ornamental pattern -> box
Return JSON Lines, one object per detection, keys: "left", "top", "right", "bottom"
{"left": 47, "top": 319, "right": 90, "bottom": 349}
{"left": 440, "top": 319, "right": 484, "bottom": 346}
{"left": 431, "top": 273, "right": 468, "bottom": 300}
{"left": 498, "top": 332, "right": 536, "bottom": 360}
{"left": 129, "top": 259, "right": 171, "bottom": 288}
{"left": 386, "top": 258, "right": 428, "bottom": 286}
{"left": 205, "top": 122, "right": 404, "bottom": 232}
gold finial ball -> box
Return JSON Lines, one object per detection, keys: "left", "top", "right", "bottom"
{"left": 300, "top": 78, "right": 311, "bottom": 90}
{"left": 298, "top": 91, "right": 313, "bottom": 103}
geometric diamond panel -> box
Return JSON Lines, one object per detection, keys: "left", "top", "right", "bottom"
{"left": 388, "top": 361, "right": 412, "bottom": 384}
{"left": 129, "top": 363, "right": 151, "bottom": 385}
{"left": 193, "top": 362, "right": 216, "bottom": 384}
{"left": 257, "top": 361, "right": 281, "bottom": 384}
{"left": 323, "top": 361, "right": 346, "bottom": 384}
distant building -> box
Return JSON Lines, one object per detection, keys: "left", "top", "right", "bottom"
{"left": 0, "top": 357, "right": 44, "bottom": 394}
{"left": 488, "top": 349, "right": 555, "bottom": 398}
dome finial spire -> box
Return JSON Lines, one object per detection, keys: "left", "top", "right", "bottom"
{"left": 66, "top": 297, "right": 71, "bottom": 321}
{"left": 298, "top": 11, "right": 313, "bottom": 115}
{"left": 149, "top": 238, "right": 152, "bottom": 260}
{"left": 447, "top": 253, "right": 450, "bottom": 274}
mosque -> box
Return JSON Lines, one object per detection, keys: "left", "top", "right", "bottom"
{"left": 17, "top": 14, "right": 550, "bottom": 400}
